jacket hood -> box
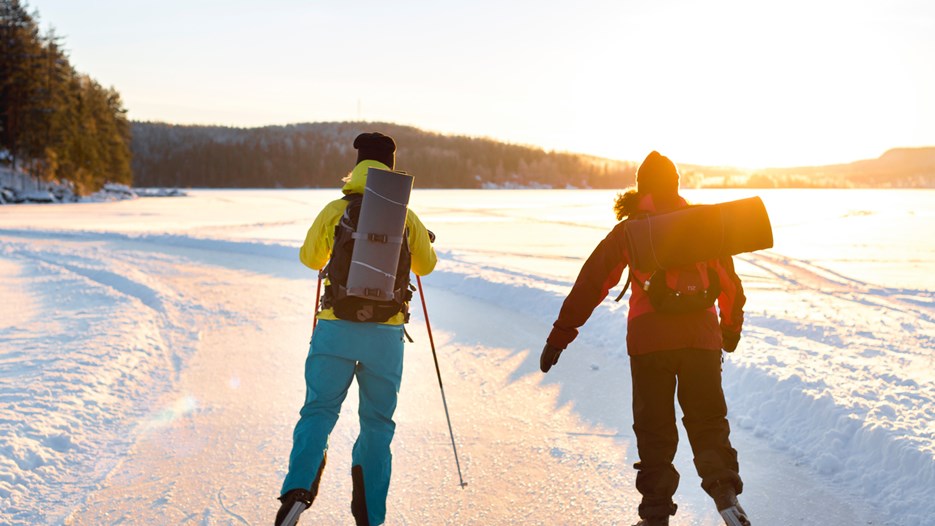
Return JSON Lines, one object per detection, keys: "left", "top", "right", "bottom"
{"left": 341, "top": 160, "right": 392, "bottom": 194}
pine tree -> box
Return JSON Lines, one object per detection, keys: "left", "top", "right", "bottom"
{"left": 1, "top": 0, "right": 132, "bottom": 194}
{"left": 0, "top": 0, "right": 45, "bottom": 172}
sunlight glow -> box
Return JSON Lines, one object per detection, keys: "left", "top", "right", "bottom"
{"left": 31, "top": 0, "right": 935, "bottom": 167}
{"left": 142, "top": 396, "right": 199, "bottom": 430}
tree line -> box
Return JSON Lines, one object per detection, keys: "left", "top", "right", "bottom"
{"left": 131, "top": 121, "right": 638, "bottom": 189}
{"left": 0, "top": 0, "right": 131, "bottom": 194}
{"left": 745, "top": 147, "right": 935, "bottom": 188}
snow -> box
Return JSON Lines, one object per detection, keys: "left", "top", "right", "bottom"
{"left": 2, "top": 166, "right": 185, "bottom": 204}
{"left": 0, "top": 188, "right": 932, "bottom": 525}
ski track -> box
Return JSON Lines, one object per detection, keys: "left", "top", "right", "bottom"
{"left": 216, "top": 489, "right": 251, "bottom": 526}
{"left": 443, "top": 250, "right": 575, "bottom": 288}
{"left": 1, "top": 221, "right": 932, "bottom": 525}
{"left": 0, "top": 231, "right": 210, "bottom": 524}
{"left": 742, "top": 251, "right": 935, "bottom": 323}
{"left": 454, "top": 207, "right": 609, "bottom": 231}
{"left": 420, "top": 202, "right": 611, "bottom": 232}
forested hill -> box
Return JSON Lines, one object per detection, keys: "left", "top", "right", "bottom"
{"left": 747, "top": 147, "right": 935, "bottom": 188}
{"left": 130, "top": 121, "right": 637, "bottom": 189}
{"left": 130, "top": 121, "right": 935, "bottom": 189}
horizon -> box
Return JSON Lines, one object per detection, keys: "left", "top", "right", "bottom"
{"left": 130, "top": 118, "right": 935, "bottom": 170}
{"left": 28, "top": 0, "right": 935, "bottom": 169}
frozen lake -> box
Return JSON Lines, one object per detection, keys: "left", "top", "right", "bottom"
{"left": 1, "top": 188, "right": 932, "bottom": 525}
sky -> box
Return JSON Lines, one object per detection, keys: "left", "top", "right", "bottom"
{"left": 28, "top": 0, "right": 935, "bottom": 168}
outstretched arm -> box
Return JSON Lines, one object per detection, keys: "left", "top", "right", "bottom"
{"left": 546, "top": 222, "right": 629, "bottom": 353}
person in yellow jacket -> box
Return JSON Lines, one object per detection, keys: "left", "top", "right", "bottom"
{"left": 277, "top": 132, "right": 437, "bottom": 526}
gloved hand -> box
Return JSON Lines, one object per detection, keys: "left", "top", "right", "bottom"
{"left": 540, "top": 343, "right": 564, "bottom": 373}
{"left": 722, "top": 329, "right": 741, "bottom": 352}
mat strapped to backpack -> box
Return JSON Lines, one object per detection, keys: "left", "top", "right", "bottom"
{"left": 321, "top": 194, "right": 413, "bottom": 322}
{"left": 614, "top": 210, "right": 723, "bottom": 313}
{"left": 623, "top": 196, "right": 773, "bottom": 273}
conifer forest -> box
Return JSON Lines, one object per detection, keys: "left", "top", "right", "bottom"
{"left": 0, "top": 0, "right": 131, "bottom": 194}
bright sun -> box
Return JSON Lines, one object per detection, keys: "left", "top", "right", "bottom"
{"left": 554, "top": 1, "right": 925, "bottom": 167}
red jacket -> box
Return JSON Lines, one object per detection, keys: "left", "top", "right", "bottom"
{"left": 547, "top": 195, "right": 745, "bottom": 355}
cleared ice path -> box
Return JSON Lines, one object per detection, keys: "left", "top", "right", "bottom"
{"left": 44, "top": 243, "right": 885, "bottom": 526}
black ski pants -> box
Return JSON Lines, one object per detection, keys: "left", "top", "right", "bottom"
{"left": 630, "top": 348, "right": 742, "bottom": 519}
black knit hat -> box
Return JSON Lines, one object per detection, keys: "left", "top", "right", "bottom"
{"left": 354, "top": 132, "right": 396, "bottom": 169}
{"left": 637, "top": 151, "right": 679, "bottom": 195}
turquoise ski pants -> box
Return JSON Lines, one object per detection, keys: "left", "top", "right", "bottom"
{"left": 282, "top": 319, "right": 404, "bottom": 525}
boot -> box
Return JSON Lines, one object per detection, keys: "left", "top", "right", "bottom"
{"left": 275, "top": 488, "right": 313, "bottom": 526}
{"left": 277, "top": 455, "right": 326, "bottom": 525}
{"left": 712, "top": 484, "right": 751, "bottom": 526}
{"left": 351, "top": 465, "right": 370, "bottom": 526}
{"left": 632, "top": 518, "right": 669, "bottom": 526}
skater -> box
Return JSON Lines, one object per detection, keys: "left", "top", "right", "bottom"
{"left": 539, "top": 151, "right": 751, "bottom": 526}
{"left": 277, "top": 132, "right": 437, "bottom": 526}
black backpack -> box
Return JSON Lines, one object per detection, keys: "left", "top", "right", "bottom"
{"left": 616, "top": 262, "right": 721, "bottom": 314}
{"left": 643, "top": 263, "right": 721, "bottom": 313}
{"left": 321, "top": 194, "right": 413, "bottom": 322}
{"left": 615, "top": 214, "right": 721, "bottom": 313}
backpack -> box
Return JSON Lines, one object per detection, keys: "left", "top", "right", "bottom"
{"left": 616, "top": 262, "right": 721, "bottom": 313}
{"left": 322, "top": 194, "right": 413, "bottom": 322}
{"left": 615, "top": 214, "right": 722, "bottom": 313}
{"left": 643, "top": 263, "right": 721, "bottom": 313}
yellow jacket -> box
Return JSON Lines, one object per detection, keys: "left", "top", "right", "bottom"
{"left": 300, "top": 160, "right": 438, "bottom": 325}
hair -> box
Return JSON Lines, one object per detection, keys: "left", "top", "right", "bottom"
{"left": 613, "top": 188, "right": 641, "bottom": 221}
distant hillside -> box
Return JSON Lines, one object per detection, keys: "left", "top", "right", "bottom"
{"left": 744, "top": 147, "right": 935, "bottom": 188}
{"left": 130, "top": 121, "right": 933, "bottom": 189}
{"left": 130, "top": 122, "right": 636, "bottom": 189}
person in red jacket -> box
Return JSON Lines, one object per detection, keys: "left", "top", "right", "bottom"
{"left": 540, "top": 151, "right": 750, "bottom": 526}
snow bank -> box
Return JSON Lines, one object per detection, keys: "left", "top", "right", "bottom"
{"left": 0, "top": 232, "right": 204, "bottom": 523}
{"left": 726, "top": 363, "right": 934, "bottom": 523}
{"left": 0, "top": 167, "right": 185, "bottom": 204}
{"left": 134, "top": 187, "right": 187, "bottom": 198}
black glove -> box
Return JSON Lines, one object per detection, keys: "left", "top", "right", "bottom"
{"left": 722, "top": 329, "right": 741, "bottom": 352}
{"left": 427, "top": 229, "right": 436, "bottom": 243}
{"left": 540, "top": 343, "right": 564, "bottom": 373}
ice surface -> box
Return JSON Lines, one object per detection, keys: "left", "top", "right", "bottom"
{"left": 0, "top": 188, "right": 932, "bottom": 525}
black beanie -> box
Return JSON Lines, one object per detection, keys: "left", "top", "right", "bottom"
{"left": 637, "top": 151, "right": 679, "bottom": 195}
{"left": 354, "top": 132, "right": 396, "bottom": 169}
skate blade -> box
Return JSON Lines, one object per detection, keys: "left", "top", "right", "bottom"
{"left": 719, "top": 506, "right": 751, "bottom": 526}
{"left": 281, "top": 501, "right": 307, "bottom": 526}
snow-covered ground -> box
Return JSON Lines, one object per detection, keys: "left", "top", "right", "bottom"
{"left": 0, "top": 188, "right": 932, "bottom": 525}
{"left": 2, "top": 166, "right": 184, "bottom": 204}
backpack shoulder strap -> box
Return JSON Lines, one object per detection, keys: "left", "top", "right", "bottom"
{"left": 342, "top": 192, "right": 362, "bottom": 206}
{"left": 614, "top": 216, "right": 640, "bottom": 303}
{"left": 613, "top": 266, "right": 634, "bottom": 302}
{"left": 338, "top": 193, "right": 363, "bottom": 224}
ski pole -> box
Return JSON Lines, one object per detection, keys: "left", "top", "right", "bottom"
{"left": 415, "top": 275, "right": 467, "bottom": 489}
{"left": 312, "top": 274, "right": 322, "bottom": 332}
